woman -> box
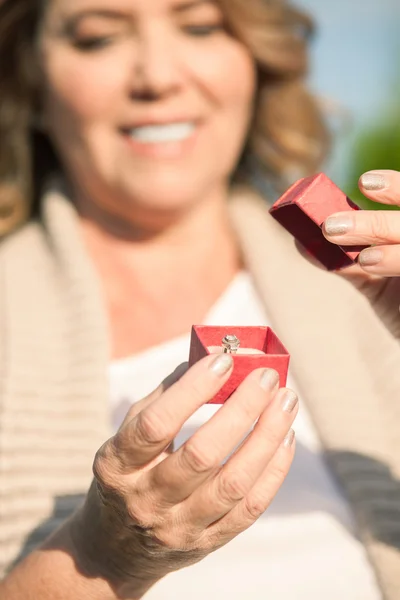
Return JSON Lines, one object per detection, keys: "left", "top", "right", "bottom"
{"left": 0, "top": 0, "right": 400, "bottom": 598}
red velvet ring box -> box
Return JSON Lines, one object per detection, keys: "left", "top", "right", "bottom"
{"left": 189, "top": 325, "right": 290, "bottom": 404}
{"left": 269, "top": 172, "right": 368, "bottom": 271}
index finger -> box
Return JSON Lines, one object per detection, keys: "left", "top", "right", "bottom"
{"left": 113, "top": 353, "right": 234, "bottom": 468}
{"left": 119, "top": 362, "right": 189, "bottom": 426}
{"left": 323, "top": 210, "right": 400, "bottom": 247}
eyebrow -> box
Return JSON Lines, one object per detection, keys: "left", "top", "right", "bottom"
{"left": 62, "top": 9, "right": 129, "bottom": 32}
{"left": 62, "top": 1, "right": 216, "bottom": 33}
{"left": 172, "top": 0, "right": 216, "bottom": 13}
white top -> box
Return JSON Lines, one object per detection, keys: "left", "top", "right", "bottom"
{"left": 109, "top": 273, "right": 381, "bottom": 600}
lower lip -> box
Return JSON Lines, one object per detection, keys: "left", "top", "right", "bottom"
{"left": 121, "top": 126, "right": 200, "bottom": 159}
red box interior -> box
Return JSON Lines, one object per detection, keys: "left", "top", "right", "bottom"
{"left": 189, "top": 325, "right": 290, "bottom": 404}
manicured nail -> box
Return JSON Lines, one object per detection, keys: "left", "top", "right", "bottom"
{"left": 260, "top": 369, "right": 279, "bottom": 391}
{"left": 360, "top": 172, "right": 388, "bottom": 191}
{"left": 283, "top": 429, "right": 295, "bottom": 448}
{"left": 209, "top": 354, "right": 233, "bottom": 376}
{"left": 359, "top": 248, "right": 383, "bottom": 267}
{"left": 281, "top": 390, "right": 298, "bottom": 413}
{"left": 324, "top": 215, "right": 354, "bottom": 236}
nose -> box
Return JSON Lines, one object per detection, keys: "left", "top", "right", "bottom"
{"left": 130, "top": 24, "right": 184, "bottom": 100}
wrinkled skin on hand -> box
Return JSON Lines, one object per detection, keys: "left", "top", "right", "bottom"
{"left": 71, "top": 358, "right": 297, "bottom": 597}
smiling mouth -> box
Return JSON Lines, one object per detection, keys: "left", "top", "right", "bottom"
{"left": 123, "top": 122, "right": 197, "bottom": 144}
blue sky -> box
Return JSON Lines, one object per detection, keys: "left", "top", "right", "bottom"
{"left": 295, "top": 0, "right": 400, "bottom": 182}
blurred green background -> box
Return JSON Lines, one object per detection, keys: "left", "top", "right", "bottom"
{"left": 298, "top": 0, "right": 400, "bottom": 210}
{"left": 344, "top": 91, "right": 400, "bottom": 209}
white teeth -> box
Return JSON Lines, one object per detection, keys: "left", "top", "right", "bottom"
{"left": 128, "top": 122, "right": 195, "bottom": 144}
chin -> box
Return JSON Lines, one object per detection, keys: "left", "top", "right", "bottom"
{"left": 124, "top": 178, "right": 206, "bottom": 214}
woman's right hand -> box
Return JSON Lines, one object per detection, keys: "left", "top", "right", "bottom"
{"left": 72, "top": 354, "right": 298, "bottom": 597}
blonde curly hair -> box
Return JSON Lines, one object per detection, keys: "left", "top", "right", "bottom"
{"left": 0, "top": 0, "right": 330, "bottom": 237}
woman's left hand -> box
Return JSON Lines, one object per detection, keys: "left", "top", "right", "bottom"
{"left": 322, "top": 169, "right": 400, "bottom": 335}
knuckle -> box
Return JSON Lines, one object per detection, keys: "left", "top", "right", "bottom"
{"left": 153, "top": 529, "right": 175, "bottom": 549}
{"left": 156, "top": 527, "right": 197, "bottom": 551}
{"left": 135, "top": 410, "right": 170, "bottom": 447}
{"left": 370, "top": 212, "right": 391, "bottom": 242}
{"left": 93, "top": 442, "right": 119, "bottom": 489}
{"left": 243, "top": 493, "right": 269, "bottom": 521}
{"left": 200, "top": 535, "right": 218, "bottom": 553}
{"left": 181, "top": 441, "right": 217, "bottom": 474}
{"left": 206, "top": 527, "right": 232, "bottom": 552}
{"left": 268, "top": 459, "right": 291, "bottom": 485}
{"left": 191, "top": 533, "right": 215, "bottom": 555}
{"left": 124, "top": 402, "right": 140, "bottom": 422}
{"left": 218, "top": 471, "right": 249, "bottom": 505}
{"left": 126, "top": 498, "right": 155, "bottom": 529}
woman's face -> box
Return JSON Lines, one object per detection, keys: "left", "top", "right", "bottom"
{"left": 38, "top": 0, "right": 257, "bottom": 228}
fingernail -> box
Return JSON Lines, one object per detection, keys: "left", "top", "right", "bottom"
{"left": 283, "top": 429, "right": 295, "bottom": 448}
{"left": 360, "top": 172, "right": 388, "bottom": 191}
{"left": 260, "top": 369, "right": 279, "bottom": 391}
{"left": 209, "top": 354, "right": 233, "bottom": 376}
{"left": 359, "top": 247, "right": 383, "bottom": 267}
{"left": 281, "top": 390, "right": 298, "bottom": 413}
{"left": 324, "top": 215, "right": 354, "bottom": 236}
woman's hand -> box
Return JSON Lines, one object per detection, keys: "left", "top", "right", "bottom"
{"left": 322, "top": 170, "right": 400, "bottom": 336}
{"left": 72, "top": 355, "right": 297, "bottom": 597}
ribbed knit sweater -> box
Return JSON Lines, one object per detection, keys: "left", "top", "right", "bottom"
{"left": 1, "top": 182, "right": 400, "bottom": 599}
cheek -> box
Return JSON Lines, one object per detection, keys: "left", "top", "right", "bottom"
{"left": 187, "top": 39, "right": 256, "bottom": 176}
{"left": 40, "top": 50, "right": 126, "bottom": 131}
{"left": 193, "top": 39, "right": 256, "bottom": 119}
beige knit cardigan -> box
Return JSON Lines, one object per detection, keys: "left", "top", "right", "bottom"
{"left": 1, "top": 183, "right": 400, "bottom": 598}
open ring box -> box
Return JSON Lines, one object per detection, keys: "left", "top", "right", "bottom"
{"left": 269, "top": 172, "right": 368, "bottom": 271}
{"left": 189, "top": 325, "right": 290, "bottom": 404}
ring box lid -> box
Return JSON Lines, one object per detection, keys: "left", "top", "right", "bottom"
{"left": 269, "top": 173, "right": 367, "bottom": 271}
{"left": 189, "top": 325, "right": 290, "bottom": 405}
